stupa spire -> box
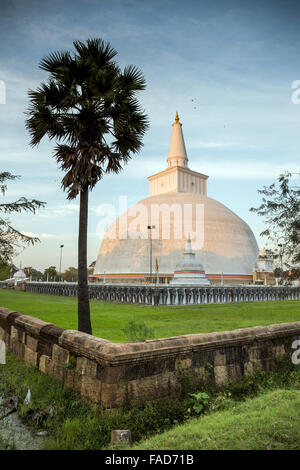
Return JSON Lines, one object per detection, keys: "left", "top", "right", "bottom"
{"left": 185, "top": 234, "right": 193, "bottom": 254}
{"left": 167, "top": 112, "right": 188, "bottom": 168}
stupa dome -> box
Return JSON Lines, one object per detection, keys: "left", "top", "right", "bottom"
{"left": 13, "top": 269, "right": 26, "bottom": 280}
{"left": 93, "top": 113, "right": 259, "bottom": 284}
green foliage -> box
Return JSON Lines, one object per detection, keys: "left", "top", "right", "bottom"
{"left": 0, "top": 435, "right": 16, "bottom": 450}
{"left": 209, "top": 391, "right": 232, "bottom": 412}
{"left": 0, "top": 172, "right": 45, "bottom": 263}
{"left": 24, "top": 267, "right": 43, "bottom": 281}
{"left": 121, "top": 318, "right": 155, "bottom": 342}
{"left": 189, "top": 392, "right": 210, "bottom": 414}
{"left": 250, "top": 171, "right": 300, "bottom": 274}
{"left": 63, "top": 354, "right": 77, "bottom": 371}
{"left": 0, "top": 261, "right": 17, "bottom": 281}
{"left": 61, "top": 267, "right": 78, "bottom": 282}
{"left": 43, "top": 266, "right": 58, "bottom": 282}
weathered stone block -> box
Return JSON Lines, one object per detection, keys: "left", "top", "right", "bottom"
{"left": 111, "top": 430, "right": 131, "bottom": 446}
{"left": 244, "top": 361, "right": 254, "bottom": 376}
{"left": 214, "top": 351, "right": 226, "bottom": 366}
{"left": 59, "top": 329, "right": 110, "bottom": 361}
{"left": 51, "top": 361, "right": 65, "bottom": 381}
{"left": 11, "top": 325, "right": 26, "bottom": 344}
{"left": 19, "top": 330, "right": 26, "bottom": 343}
{"left": 261, "top": 358, "right": 274, "bottom": 372}
{"left": 40, "top": 357, "right": 64, "bottom": 382}
{"left": 80, "top": 375, "right": 101, "bottom": 403}
{"left": 26, "top": 335, "right": 39, "bottom": 352}
{"left": 0, "top": 308, "right": 18, "bottom": 324}
{"left": 252, "top": 359, "right": 263, "bottom": 371}
{"left": 225, "top": 346, "right": 248, "bottom": 365}
{"left": 194, "top": 366, "right": 206, "bottom": 381}
{"left": 39, "top": 355, "right": 52, "bottom": 374}
{"left": 11, "top": 326, "right": 17, "bottom": 339}
{"left": 192, "top": 350, "right": 215, "bottom": 368}
{"left": 248, "top": 347, "right": 261, "bottom": 361}
{"left": 64, "top": 369, "right": 77, "bottom": 389}
{"left": 39, "top": 324, "right": 64, "bottom": 345}
{"left": 52, "top": 344, "right": 70, "bottom": 364}
{"left": 214, "top": 365, "right": 228, "bottom": 385}
{"left": 101, "top": 382, "right": 124, "bottom": 408}
{"left": 63, "top": 369, "right": 82, "bottom": 393}
{"left": 10, "top": 338, "right": 24, "bottom": 358}
{"left": 24, "top": 345, "right": 38, "bottom": 367}
{"left": 273, "top": 344, "right": 285, "bottom": 358}
{"left": 175, "top": 356, "right": 192, "bottom": 370}
{"left": 37, "top": 340, "right": 53, "bottom": 358}
{"left": 227, "top": 364, "right": 242, "bottom": 381}
{"left": 122, "top": 371, "right": 179, "bottom": 405}
{"left": 14, "top": 315, "right": 51, "bottom": 337}
{"left": 73, "top": 371, "right": 82, "bottom": 394}
{"left": 0, "top": 326, "right": 7, "bottom": 342}
{"left": 76, "top": 356, "right": 98, "bottom": 377}
{"left": 102, "top": 356, "right": 177, "bottom": 383}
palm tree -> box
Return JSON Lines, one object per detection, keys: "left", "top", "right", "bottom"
{"left": 26, "top": 39, "right": 149, "bottom": 334}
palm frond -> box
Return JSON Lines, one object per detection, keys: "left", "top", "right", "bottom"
{"left": 39, "top": 51, "right": 72, "bottom": 74}
{"left": 120, "top": 65, "right": 147, "bottom": 92}
{"left": 74, "top": 38, "right": 117, "bottom": 66}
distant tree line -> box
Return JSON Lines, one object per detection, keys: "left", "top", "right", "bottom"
{"left": 0, "top": 261, "right": 96, "bottom": 282}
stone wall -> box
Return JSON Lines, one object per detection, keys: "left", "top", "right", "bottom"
{"left": 1, "top": 307, "right": 299, "bottom": 408}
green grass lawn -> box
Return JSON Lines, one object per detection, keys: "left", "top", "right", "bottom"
{"left": 0, "top": 289, "right": 299, "bottom": 342}
{"left": 131, "top": 389, "right": 300, "bottom": 450}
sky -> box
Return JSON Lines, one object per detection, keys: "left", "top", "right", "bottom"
{"left": 1, "top": 0, "right": 300, "bottom": 272}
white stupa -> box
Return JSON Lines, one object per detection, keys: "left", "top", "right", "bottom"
{"left": 13, "top": 264, "right": 27, "bottom": 285}
{"left": 170, "top": 235, "right": 210, "bottom": 286}
{"left": 92, "top": 112, "right": 259, "bottom": 285}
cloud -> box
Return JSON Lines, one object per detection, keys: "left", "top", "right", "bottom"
{"left": 202, "top": 161, "right": 300, "bottom": 180}
{"left": 35, "top": 203, "right": 79, "bottom": 219}
{"left": 21, "top": 231, "right": 59, "bottom": 239}
{"left": 2, "top": 182, "right": 58, "bottom": 198}
{"left": 99, "top": 156, "right": 299, "bottom": 182}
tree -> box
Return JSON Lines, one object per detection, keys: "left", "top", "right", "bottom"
{"left": 24, "top": 266, "right": 43, "bottom": 281}
{"left": 62, "top": 266, "right": 78, "bottom": 282}
{"left": 0, "top": 261, "right": 17, "bottom": 281}
{"left": 43, "top": 266, "right": 58, "bottom": 282}
{"left": 250, "top": 172, "right": 300, "bottom": 278}
{"left": 26, "top": 38, "right": 149, "bottom": 334}
{"left": 0, "top": 172, "right": 45, "bottom": 263}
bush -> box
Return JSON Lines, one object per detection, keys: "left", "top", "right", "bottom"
{"left": 189, "top": 392, "right": 210, "bottom": 414}
{"left": 122, "top": 318, "right": 155, "bottom": 342}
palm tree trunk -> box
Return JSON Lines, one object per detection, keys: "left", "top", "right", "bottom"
{"left": 77, "top": 188, "right": 92, "bottom": 334}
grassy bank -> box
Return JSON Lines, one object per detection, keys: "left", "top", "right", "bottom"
{"left": 0, "top": 290, "right": 300, "bottom": 341}
{"left": 0, "top": 352, "right": 299, "bottom": 450}
{"left": 132, "top": 389, "right": 300, "bottom": 450}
